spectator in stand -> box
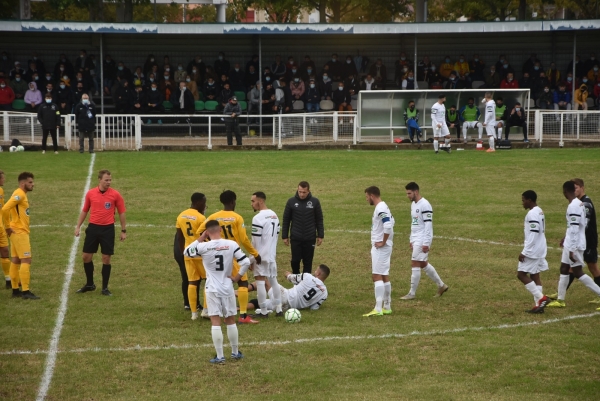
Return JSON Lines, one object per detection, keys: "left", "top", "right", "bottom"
{"left": 319, "top": 72, "right": 332, "bottom": 101}
{"left": 187, "top": 55, "right": 205, "bottom": 84}
{"left": 10, "top": 72, "right": 28, "bottom": 99}
{"left": 446, "top": 104, "right": 460, "bottom": 139}
{"left": 342, "top": 55, "right": 358, "bottom": 80}
{"left": 74, "top": 50, "right": 93, "bottom": 77}
{"left": 332, "top": 81, "right": 352, "bottom": 118}
{"left": 522, "top": 53, "right": 541, "bottom": 75}
{"left": 368, "top": 58, "right": 387, "bottom": 89}
{"left": 24, "top": 81, "right": 42, "bottom": 112}
{"left": 30, "top": 72, "right": 41, "bottom": 86}
{"left": 186, "top": 75, "right": 199, "bottom": 101}
{"left": 301, "top": 55, "right": 316, "bottom": 78}
{"left": 325, "top": 54, "right": 342, "bottom": 82}
{"left": 345, "top": 73, "right": 360, "bottom": 100}
{"left": 361, "top": 74, "right": 376, "bottom": 91}
{"left": 229, "top": 63, "right": 245, "bottom": 92}
{"left": 248, "top": 81, "right": 262, "bottom": 119}
{"left": 396, "top": 65, "right": 409, "bottom": 86}
{"left": 9, "top": 61, "right": 25, "bottom": 80}
{"left": 546, "top": 62, "right": 560, "bottom": 89}
{"left": 583, "top": 53, "right": 597, "bottom": 75}
{"left": 426, "top": 65, "right": 442, "bottom": 88}
{"left": 500, "top": 72, "right": 519, "bottom": 89}
{"left": 245, "top": 65, "right": 259, "bottom": 90}
{"left": 305, "top": 79, "right": 320, "bottom": 112}
{"left": 145, "top": 73, "right": 157, "bottom": 91}
{"left": 162, "top": 63, "right": 172, "bottom": 81}
{"left": 417, "top": 56, "right": 432, "bottom": 80}
{"left": 394, "top": 52, "right": 412, "bottom": 85}
{"left": 203, "top": 76, "right": 218, "bottom": 101}
{"left": 286, "top": 56, "right": 296, "bottom": 72}
{"left": 44, "top": 82, "right": 57, "bottom": 104}
{"left": 505, "top": 102, "right": 528, "bottom": 142}
{"left": 146, "top": 82, "right": 164, "bottom": 123}
{"left": 217, "top": 82, "right": 234, "bottom": 112}
{"left": 285, "top": 64, "right": 299, "bottom": 83}
{"left": 133, "top": 66, "right": 144, "bottom": 87}
{"left": 171, "top": 80, "right": 194, "bottom": 114}
{"left": 586, "top": 64, "right": 600, "bottom": 83}
{"left": 531, "top": 61, "right": 543, "bottom": 79}
{"left": 565, "top": 72, "right": 574, "bottom": 93}
{"left": 0, "top": 79, "right": 15, "bottom": 110}
{"left": 73, "top": 82, "right": 86, "bottom": 106}
{"left": 43, "top": 72, "right": 54, "bottom": 87}
{"left": 160, "top": 71, "right": 175, "bottom": 103}
{"left": 290, "top": 76, "right": 305, "bottom": 103}
{"left": 580, "top": 75, "right": 591, "bottom": 89}
{"left": 162, "top": 55, "right": 171, "bottom": 73}
{"left": 55, "top": 79, "right": 73, "bottom": 115}
{"left": 484, "top": 66, "right": 500, "bottom": 89}
{"left": 174, "top": 63, "right": 187, "bottom": 83}
{"left": 148, "top": 65, "right": 160, "bottom": 84}
{"left": 205, "top": 65, "right": 217, "bottom": 82}
{"left": 402, "top": 70, "right": 418, "bottom": 90}
{"left": 54, "top": 54, "right": 74, "bottom": 81}
{"left": 116, "top": 61, "right": 133, "bottom": 84}
{"left": 439, "top": 56, "right": 453, "bottom": 80}
{"left": 271, "top": 55, "right": 287, "bottom": 80}
{"left": 553, "top": 83, "right": 572, "bottom": 111}
{"left": 245, "top": 54, "right": 259, "bottom": 76}
{"left": 533, "top": 71, "right": 550, "bottom": 100}
{"left": 566, "top": 55, "right": 585, "bottom": 79}
{"left": 519, "top": 72, "right": 533, "bottom": 91}
{"left": 74, "top": 71, "right": 89, "bottom": 92}
{"left": 57, "top": 67, "right": 72, "bottom": 88}
{"left": 262, "top": 82, "right": 275, "bottom": 114}
{"left": 24, "top": 61, "right": 40, "bottom": 83}
{"left": 276, "top": 79, "right": 292, "bottom": 113}
{"left": 143, "top": 54, "right": 158, "bottom": 77}
{"left": 469, "top": 53, "right": 485, "bottom": 81}
{"left": 131, "top": 84, "right": 146, "bottom": 114}
{"left": 103, "top": 55, "right": 117, "bottom": 95}
{"left": 454, "top": 54, "right": 470, "bottom": 85}
{"left": 0, "top": 52, "right": 11, "bottom": 75}
{"left": 538, "top": 85, "right": 553, "bottom": 109}
{"left": 574, "top": 84, "right": 589, "bottom": 111}
{"left": 499, "top": 59, "right": 514, "bottom": 79}
{"left": 115, "top": 80, "right": 134, "bottom": 114}
{"left": 262, "top": 67, "right": 273, "bottom": 86}
{"left": 218, "top": 74, "right": 229, "bottom": 91}
{"left": 444, "top": 71, "right": 464, "bottom": 89}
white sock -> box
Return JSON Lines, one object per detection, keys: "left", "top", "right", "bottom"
{"left": 558, "top": 274, "right": 569, "bottom": 300}
{"left": 424, "top": 264, "right": 444, "bottom": 287}
{"left": 256, "top": 280, "right": 268, "bottom": 315}
{"left": 383, "top": 282, "right": 391, "bottom": 309}
{"left": 537, "top": 285, "right": 543, "bottom": 294}
{"left": 477, "top": 123, "right": 483, "bottom": 139}
{"left": 488, "top": 136, "right": 495, "bottom": 150}
{"left": 227, "top": 324, "right": 239, "bottom": 355}
{"left": 410, "top": 268, "right": 421, "bottom": 295}
{"left": 462, "top": 125, "right": 468, "bottom": 139}
{"left": 525, "top": 281, "right": 543, "bottom": 304}
{"left": 498, "top": 127, "right": 503, "bottom": 139}
{"left": 374, "top": 280, "right": 384, "bottom": 312}
{"left": 578, "top": 274, "right": 600, "bottom": 296}
{"left": 267, "top": 275, "right": 282, "bottom": 313}
{"left": 211, "top": 326, "right": 224, "bottom": 358}
{"left": 433, "top": 140, "right": 439, "bottom": 152}
{"left": 444, "top": 138, "right": 450, "bottom": 147}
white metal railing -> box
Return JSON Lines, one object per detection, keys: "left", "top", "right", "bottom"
{"left": 537, "top": 110, "right": 600, "bottom": 146}
{"left": 1, "top": 111, "right": 54, "bottom": 145}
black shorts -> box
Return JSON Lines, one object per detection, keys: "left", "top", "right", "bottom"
{"left": 584, "top": 248, "right": 598, "bottom": 264}
{"left": 83, "top": 223, "right": 115, "bottom": 255}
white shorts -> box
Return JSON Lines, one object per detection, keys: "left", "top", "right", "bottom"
{"left": 490, "top": 120, "right": 504, "bottom": 128}
{"left": 206, "top": 292, "right": 237, "bottom": 318}
{"left": 371, "top": 244, "right": 392, "bottom": 275}
{"left": 517, "top": 257, "right": 549, "bottom": 274}
{"left": 463, "top": 121, "right": 480, "bottom": 129}
{"left": 485, "top": 124, "right": 496, "bottom": 137}
{"left": 411, "top": 244, "right": 429, "bottom": 262}
{"left": 261, "top": 285, "right": 290, "bottom": 311}
{"left": 561, "top": 248, "right": 584, "bottom": 268}
{"left": 433, "top": 124, "right": 450, "bottom": 138}
{"left": 254, "top": 261, "right": 277, "bottom": 277}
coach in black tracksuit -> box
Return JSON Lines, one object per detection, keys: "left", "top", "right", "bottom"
{"left": 282, "top": 181, "right": 324, "bottom": 274}
{"left": 37, "top": 93, "right": 61, "bottom": 153}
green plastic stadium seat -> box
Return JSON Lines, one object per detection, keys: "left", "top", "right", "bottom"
{"left": 195, "top": 100, "right": 205, "bottom": 111}
{"left": 163, "top": 101, "right": 173, "bottom": 111}
{"left": 204, "top": 100, "right": 218, "bottom": 111}
{"left": 197, "top": 92, "right": 204, "bottom": 101}
{"left": 234, "top": 91, "right": 246, "bottom": 101}
{"left": 12, "top": 99, "right": 26, "bottom": 110}
{"left": 239, "top": 101, "right": 247, "bottom": 111}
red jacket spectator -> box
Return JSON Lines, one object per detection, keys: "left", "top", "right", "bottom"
{"left": 500, "top": 78, "right": 520, "bottom": 89}
{"left": 0, "top": 79, "right": 15, "bottom": 108}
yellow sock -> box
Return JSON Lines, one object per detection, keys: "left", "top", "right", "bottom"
{"left": 238, "top": 286, "right": 248, "bottom": 315}
{"left": 1, "top": 257, "right": 10, "bottom": 281}
{"left": 9, "top": 263, "right": 20, "bottom": 289}
{"left": 203, "top": 286, "right": 207, "bottom": 309}
{"left": 188, "top": 284, "right": 198, "bottom": 313}
{"left": 20, "top": 263, "right": 31, "bottom": 291}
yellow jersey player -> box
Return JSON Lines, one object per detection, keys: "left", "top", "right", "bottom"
{"left": 0, "top": 170, "right": 12, "bottom": 289}
{"left": 176, "top": 193, "right": 207, "bottom": 320}
{"left": 1, "top": 172, "right": 38, "bottom": 299}
{"left": 196, "top": 190, "right": 262, "bottom": 324}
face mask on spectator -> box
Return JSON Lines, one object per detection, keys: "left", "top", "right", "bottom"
{"left": 403, "top": 68, "right": 408, "bottom": 72}
{"left": 431, "top": 66, "right": 436, "bottom": 71}
{"left": 34, "top": 76, "right": 38, "bottom": 80}
{"left": 583, "top": 78, "right": 588, "bottom": 83}
{"left": 0, "top": 84, "right": 5, "bottom": 88}
{"left": 149, "top": 78, "right": 154, "bottom": 82}
{"left": 63, "top": 75, "right": 68, "bottom": 80}
{"left": 234, "top": 68, "right": 239, "bottom": 72}
{"left": 60, "top": 84, "right": 65, "bottom": 89}
{"left": 292, "top": 69, "right": 297, "bottom": 73}
{"left": 294, "top": 78, "right": 299, "bottom": 83}
{"left": 544, "top": 88, "right": 549, "bottom": 92}
{"left": 338, "top": 86, "right": 344, "bottom": 91}
{"left": 209, "top": 81, "right": 214, "bottom": 85}
{"left": 218, "top": 56, "right": 223, "bottom": 60}
{"left": 490, "top": 69, "right": 495, "bottom": 73}
{"left": 152, "top": 87, "right": 157, "bottom": 91}
{"left": 192, "top": 69, "right": 197, "bottom": 74}
{"left": 181, "top": 86, "right": 186, "bottom": 91}
{"left": 60, "top": 67, "right": 64, "bottom": 71}
{"left": 408, "top": 76, "right": 414, "bottom": 80}
{"left": 310, "top": 84, "right": 315, "bottom": 88}
{"left": 16, "top": 78, "right": 21, "bottom": 82}
{"left": 307, "top": 68, "right": 312, "bottom": 74}
{"left": 178, "top": 66, "right": 183, "bottom": 71}
{"left": 567, "top": 77, "right": 572, "bottom": 82}
{"left": 459, "top": 58, "right": 464, "bottom": 63}
{"left": 265, "top": 77, "right": 270, "bottom": 82}
{"left": 150, "top": 58, "right": 154, "bottom": 62}
{"left": 503, "top": 64, "right": 508, "bottom": 68}
{"left": 45, "top": 98, "right": 52, "bottom": 103}
{"left": 594, "top": 67, "right": 599, "bottom": 72}
{"left": 516, "top": 107, "right": 520, "bottom": 111}
{"left": 83, "top": 99, "right": 89, "bottom": 104}
{"left": 474, "top": 58, "right": 479, "bottom": 62}
{"left": 289, "top": 61, "right": 294, "bottom": 65}
{"left": 186, "top": 78, "right": 191, "bottom": 82}
{"left": 117, "top": 66, "right": 123, "bottom": 71}
{"left": 347, "top": 60, "right": 352, "bottom": 64}
{"left": 508, "top": 78, "right": 513, "bottom": 82}
{"left": 331, "top": 58, "right": 336, "bottom": 62}
{"left": 401, "top": 57, "right": 406, "bottom": 61}
{"left": 534, "top": 66, "right": 539, "bottom": 70}
{"left": 164, "top": 76, "right": 169, "bottom": 80}
{"left": 323, "top": 75, "right": 329, "bottom": 81}
{"left": 445, "top": 58, "right": 450, "bottom": 63}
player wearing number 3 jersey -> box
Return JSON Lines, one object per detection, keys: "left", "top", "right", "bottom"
{"left": 196, "top": 190, "right": 261, "bottom": 324}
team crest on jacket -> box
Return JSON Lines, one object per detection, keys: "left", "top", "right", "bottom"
{"left": 105, "top": 202, "right": 111, "bottom": 209}
{"left": 307, "top": 201, "right": 313, "bottom": 209}
{"left": 294, "top": 203, "right": 299, "bottom": 207}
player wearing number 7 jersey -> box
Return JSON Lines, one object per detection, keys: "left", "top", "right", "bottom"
{"left": 196, "top": 190, "right": 262, "bottom": 324}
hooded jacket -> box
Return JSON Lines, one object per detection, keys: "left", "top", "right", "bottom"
{"left": 24, "top": 81, "right": 42, "bottom": 105}
{"left": 574, "top": 84, "right": 589, "bottom": 107}
{"left": 282, "top": 192, "right": 324, "bottom": 241}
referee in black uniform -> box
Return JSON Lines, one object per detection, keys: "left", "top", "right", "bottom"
{"left": 282, "top": 181, "right": 325, "bottom": 274}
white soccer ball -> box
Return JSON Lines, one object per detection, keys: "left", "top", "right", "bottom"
{"left": 9, "top": 146, "right": 17, "bottom": 152}
{"left": 284, "top": 308, "right": 301, "bottom": 323}
{"left": 16, "top": 145, "right": 24, "bottom": 152}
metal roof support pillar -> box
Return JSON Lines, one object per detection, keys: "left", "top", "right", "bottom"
{"left": 217, "top": 4, "right": 226, "bottom": 23}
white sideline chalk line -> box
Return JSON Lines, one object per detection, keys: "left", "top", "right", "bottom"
{"left": 4, "top": 312, "right": 599, "bottom": 357}
{"left": 36, "top": 154, "right": 96, "bottom": 401}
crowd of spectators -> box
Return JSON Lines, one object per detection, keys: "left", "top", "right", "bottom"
{"left": 1, "top": 50, "right": 599, "bottom": 116}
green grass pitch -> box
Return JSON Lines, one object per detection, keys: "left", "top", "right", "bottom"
{"left": 1, "top": 149, "right": 600, "bottom": 401}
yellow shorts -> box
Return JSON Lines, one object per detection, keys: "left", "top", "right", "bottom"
{"left": 232, "top": 260, "right": 248, "bottom": 282}
{"left": 10, "top": 232, "right": 31, "bottom": 259}
{"left": 0, "top": 226, "right": 8, "bottom": 248}
{"left": 185, "top": 258, "right": 206, "bottom": 281}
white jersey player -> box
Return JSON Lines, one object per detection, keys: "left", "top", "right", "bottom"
{"left": 249, "top": 191, "right": 283, "bottom": 317}
{"left": 184, "top": 219, "right": 250, "bottom": 364}
{"left": 402, "top": 182, "right": 448, "bottom": 300}
{"left": 430, "top": 94, "right": 451, "bottom": 154}
{"left": 482, "top": 92, "right": 496, "bottom": 152}
{"left": 517, "top": 190, "right": 550, "bottom": 313}
{"left": 548, "top": 181, "right": 600, "bottom": 308}
{"left": 363, "top": 186, "right": 394, "bottom": 317}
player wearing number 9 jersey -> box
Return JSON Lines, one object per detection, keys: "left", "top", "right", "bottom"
{"left": 196, "top": 190, "right": 261, "bottom": 324}
{"left": 176, "top": 193, "right": 207, "bottom": 319}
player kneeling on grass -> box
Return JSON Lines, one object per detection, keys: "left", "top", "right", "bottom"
{"left": 242, "top": 265, "right": 329, "bottom": 314}
{"left": 517, "top": 190, "right": 550, "bottom": 313}
{"left": 184, "top": 220, "right": 249, "bottom": 364}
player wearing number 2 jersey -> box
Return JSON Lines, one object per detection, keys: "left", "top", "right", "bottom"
{"left": 176, "top": 193, "right": 207, "bottom": 320}
{"left": 196, "top": 190, "right": 261, "bottom": 324}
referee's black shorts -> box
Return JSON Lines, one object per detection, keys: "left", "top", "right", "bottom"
{"left": 83, "top": 223, "right": 115, "bottom": 255}
{"left": 584, "top": 248, "right": 598, "bottom": 264}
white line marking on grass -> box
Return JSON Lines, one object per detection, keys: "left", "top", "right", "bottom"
{"left": 5, "top": 311, "right": 597, "bottom": 357}
{"left": 36, "top": 154, "right": 96, "bottom": 401}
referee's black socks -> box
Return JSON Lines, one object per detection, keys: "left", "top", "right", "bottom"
{"left": 595, "top": 276, "right": 600, "bottom": 287}
{"left": 102, "top": 264, "right": 111, "bottom": 290}
{"left": 84, "top": 262, "right": 94, "bottom": 286}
